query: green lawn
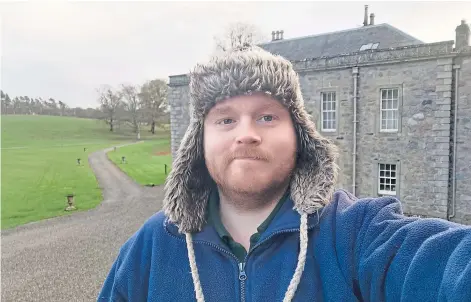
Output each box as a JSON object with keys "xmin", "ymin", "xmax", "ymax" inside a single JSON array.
[
  {"xmin": 1, "ymin": 115, "xmax": 170, "ymax": 230},
  {"xmin": 107, "ymin": 139, "xmax": 172, "ymax": 186}
]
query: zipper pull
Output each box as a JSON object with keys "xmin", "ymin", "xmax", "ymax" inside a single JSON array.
[{"xmin": 238, "ymin": 262, "xmax": 247, "ymax": 281}]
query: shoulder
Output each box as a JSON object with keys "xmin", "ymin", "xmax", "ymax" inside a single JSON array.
[
  {"xmin": 321, "ymin": 189, "xmax": 454, "ymax": 234},
  {"xmin": 324, "ymin": 189, "xmax": 468, "ymax": 240},
  {"xmin": 324, "ymin": 189, "xmax": 404, "ymax": 223},
  {"xmin": 139, "ymin": 210, "xmax": 169, "ymax": 236},
  {"xmin": 117, "ymin": 210, "xmax": 171, "ymax": 260},
  {"xmin": 98, "ymin": 211, "xmax": 172, "ymax": 300}
]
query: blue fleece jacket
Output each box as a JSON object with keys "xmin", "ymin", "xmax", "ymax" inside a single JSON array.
[{"xmin": 98, "ymin": 190, "xmax": 471, "ymax": 301}]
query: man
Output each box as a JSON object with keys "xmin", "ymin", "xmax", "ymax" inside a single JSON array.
[{"xmin": 98, "ymin": 46, "xmax": 471, "ymax": 301}]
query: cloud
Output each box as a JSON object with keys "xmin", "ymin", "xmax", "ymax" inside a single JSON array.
[{"xmin": 1, "ymin": 1, "xmax": 469, "ymax": 108}]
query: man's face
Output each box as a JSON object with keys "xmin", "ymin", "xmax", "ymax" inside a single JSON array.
[{"xmin": 203, "ymin": 93, "xmax": 297, "ymax": 199}]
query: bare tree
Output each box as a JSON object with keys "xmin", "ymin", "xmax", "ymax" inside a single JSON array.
[
  {"xmin": 97, "ymin": 85, "xmax": 123, "ymax": 132},
  {"xmin": 25, "ymin": 97, "xmax": 35, "ymax": 115},
  {"xmin": 58, "ymin": 100, "xmax": 68, "ymax": 116},
  {"xmin": 213, "ymin": 22, "xmax": 266, "ymax": 53},
  {"xmin": 46, "ymin": 98, "xmax": 58, "ymax": 115},
  {"xmin": 120, "ymin": 83, "xmax": 142, "ymax": 138},
  {"xmin": 139, "ymin": 79, "xmax": 168, "ymax": 134},
  {"xmin": 12, "ymin": 97, "xmax": 21, "ymax": 115}
]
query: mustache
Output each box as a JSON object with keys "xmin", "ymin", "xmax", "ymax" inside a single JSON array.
[{"xmin": 228, "ymin": 148, "xmax": 270, "ymax": 161}]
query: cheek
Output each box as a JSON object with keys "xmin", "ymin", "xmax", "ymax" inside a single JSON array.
[
  {"xmin": 275, "ymin": 141, "xmax": 296, "ymax": 164},
  {"xmin": 270, "ymin": 127, "xmax": 297, "ymax": 159},
  {"xmin": 204, "ymin": 130, "xmax": 231, "ymax": 167}
]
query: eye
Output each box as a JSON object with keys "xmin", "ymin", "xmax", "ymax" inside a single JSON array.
[
  {"xmin": 258, "ymin": 115, "xmax": 276, "ymax": 122},
  {"xmin": 217, "ymin": 118, "xmax": 235, "ymax": 125}
]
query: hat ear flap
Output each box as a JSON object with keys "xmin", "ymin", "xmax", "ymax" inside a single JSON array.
[
  {"xmin": 290, "ymin": 107, "xmax": 339, "ymax": 214},
  {"xmin": 163, "ymin": 119, "xmax": 214, "ymax": 233}
]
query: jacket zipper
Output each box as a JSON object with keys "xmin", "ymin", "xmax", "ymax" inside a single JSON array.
[
  {"xmin": 238, "ymin": 262, "xmax": 247, "ymax": 302},
  {"xmin": 237, "ymin": 225, "xmax": 318, "ymax": 301},
  {"xmin": 181, "ymin": 223, "xmax": 317, "ymax": 301},
  {"xmin": 194, "ymin": 241, "xmax": 247, "ymax": 301}
]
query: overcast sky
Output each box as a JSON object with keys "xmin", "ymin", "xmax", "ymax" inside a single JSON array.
[{"xmin": 1, "ymin": 1, "xmax": 469, "ymax": 108}]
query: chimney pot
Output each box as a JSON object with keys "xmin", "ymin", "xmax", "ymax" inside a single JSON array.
[
  {"xmin": 280, "ymin": 30, "xmax": 284, "ymax": 40},
  {"xmin": 370, "ymin": 13, "xmax": 375, "ymax": 25},
  {"xmin": 272, "ymin": 31, "xmax": 276, "ymax": 41},
  {"xmin": 363, "ymin": 5, "xmax": 369, "ymax": 26},
  {"xmin": 455, "ymin": 19, "xmax": 470, "ymax": 50}
]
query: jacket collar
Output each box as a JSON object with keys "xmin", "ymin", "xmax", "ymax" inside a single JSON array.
[{"xmin": 164, "ymin": 197, "xmax": 323, "ymax": 248}]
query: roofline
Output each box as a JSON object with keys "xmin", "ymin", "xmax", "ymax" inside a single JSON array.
[
  {"xmin": 291, "ymin": 40, "xmax": 454, "ymax": 63},
  {"xmin": 258, "ymin": 23, "xmax": 423, "ymax": 46},
  {"xmin": 169, "ymin": 73, "xmax": 189, "ymax": 78},
  {"xmin": 168, "ymin": 40, "xmax": 456, "ymax": 79},
  {"xmin": 382, "ymin": 23, "xmax": 423, "ymax": 44}
]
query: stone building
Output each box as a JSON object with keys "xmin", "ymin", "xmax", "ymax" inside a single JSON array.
[{"xmin": 167, "ymin": 8, "xmax": 471, "ymax": 225}]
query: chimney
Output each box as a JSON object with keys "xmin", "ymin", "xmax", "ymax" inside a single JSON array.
[
  {"xmin": 370, "ymin": 13, "xmax": 375, "ymax": 25},
  {"xmin": 363, "ymin": 5, "xmax": 369, "ymax": 26},
  {"xmin": 455, "ymin": 19, "xmax": 470, "ymax": 50},
  {"xmin": 271, "ymin": 30, "xmax": 285, "ymax": 41}
]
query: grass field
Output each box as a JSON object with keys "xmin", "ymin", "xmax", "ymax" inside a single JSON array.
[
  {"xmin": 107, "ymin": 139, "xmax": 172, "ymax": 186},
  {"xmin": 1, "ymin": 115, "xmax": 170, "ymax": 230}
]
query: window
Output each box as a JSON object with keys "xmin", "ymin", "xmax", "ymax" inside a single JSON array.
[
  {"xmin": 378, "ymin": 164, "xmax": 397, "ymax": 195},
  {"xmin": 321, "ymin": 92, "xmax": 336, "ymax": 132},
  {"xmin": 360, "ymin": 43, "xmax": 371, "ymax": 51},
  {"xmin": 359, "ymin": 42, "xmax": 380, "ymax": 51},
  {"xmin": 380, "ymin": 88, "xmax": 399, "ymax": 132}
]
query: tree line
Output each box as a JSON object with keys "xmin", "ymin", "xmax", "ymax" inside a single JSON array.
[
  {"xmin": 0, "ymin": 77, "xmax": 170, "ymax": 136},
  {"xmin": 0, "ymin": 91, "xmax": 94, "ymax": 118}
]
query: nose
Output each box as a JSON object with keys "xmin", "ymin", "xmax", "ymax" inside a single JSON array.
[{"xmin": 235, "ymin": 119, "xmax": 261, "ymax": 145}]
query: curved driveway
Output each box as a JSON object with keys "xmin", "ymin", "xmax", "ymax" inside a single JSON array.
[{"xmin": 1, "ymin": 145, "xmax": 164, "ymax": 302}]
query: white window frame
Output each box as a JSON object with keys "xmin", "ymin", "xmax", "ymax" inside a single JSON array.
[
  {"xmin": 320, "ymin": 91, "xmax": 337, "ymax": 132},
  {"xmin": 378, "ymin": 163, "xmax": 397, "ymax": 196},
  {"xmin": 360, "ymin": 42, "xmax": 380, "ymax": 51},
  {"xmin": 380, "ymin": 88, "xmax": 400, "ymax": 132}
]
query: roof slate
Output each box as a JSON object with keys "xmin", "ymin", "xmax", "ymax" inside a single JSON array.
[{"xmin": 258, "ymin": 23, "xmax": 423, "ymax": 61}]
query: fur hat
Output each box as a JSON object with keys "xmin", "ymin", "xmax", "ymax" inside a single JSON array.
[{"xmin": 163, "ymin": 45, "xmax": 339, "ymax": 234}]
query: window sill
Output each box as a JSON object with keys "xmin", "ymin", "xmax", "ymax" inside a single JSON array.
[{"xmin": 378, "ymin": 192, "xmax": 397, "ymax": 196}]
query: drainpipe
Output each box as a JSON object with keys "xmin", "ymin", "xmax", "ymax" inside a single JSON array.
[
  {"xmin": 352, "ymin": 67, "xmax": 359, "ymax": 196},
  {"xmin": 449, "ymin": 64, "xmax": 460, "ymax": 219}
]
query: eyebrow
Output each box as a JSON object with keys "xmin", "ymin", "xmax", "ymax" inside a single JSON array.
[
  {"xmin": 211, "ymin": 106, "xmax": 233, "ymax": 115},
  {"xmin": 256, "ymin": 102, "xmax": 285, "ymax": 112}
]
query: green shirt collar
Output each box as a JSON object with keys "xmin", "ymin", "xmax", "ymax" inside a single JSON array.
[{"xmin": 207, "ymin": 188, "xmax": 290, "ymax": 261}]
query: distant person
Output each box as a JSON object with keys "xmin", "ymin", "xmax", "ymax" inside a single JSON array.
[{"xmin": 98, "ymin": 46, "xmax": 471, "ymax": 301}]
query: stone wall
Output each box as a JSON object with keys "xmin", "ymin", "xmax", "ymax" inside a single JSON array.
[
  {"xmin": 297, "ymin": 57, "xmax": 454, "ymax": 219},
  {"xmin": 453, "ymin": 53, "xmax": 471, "ymax": 224},
  {"xmin": 168, "ymin": 74, "xmax": 190, "ymax": 157},
  {"xmin": 354, "ymin": 58, "xmax": 452, "ymax": 219},
  {"xmin": 297, "ymin": 69, "xmax": 355, "ymax": 192}
]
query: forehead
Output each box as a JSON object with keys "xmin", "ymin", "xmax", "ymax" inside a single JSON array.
[{"xmin": 208, "ymin": 93, "xmax": 286, "ymax": 115}]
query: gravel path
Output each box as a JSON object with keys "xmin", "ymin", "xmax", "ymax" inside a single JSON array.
[{"xmin": 1, "ymin": 144, "xmax": 165, "ymax": 302}]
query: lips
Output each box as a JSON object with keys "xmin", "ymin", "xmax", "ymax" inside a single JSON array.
[{"xmin": 233, "ymin": 156, "xmax": 267, "ymax": 163}]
